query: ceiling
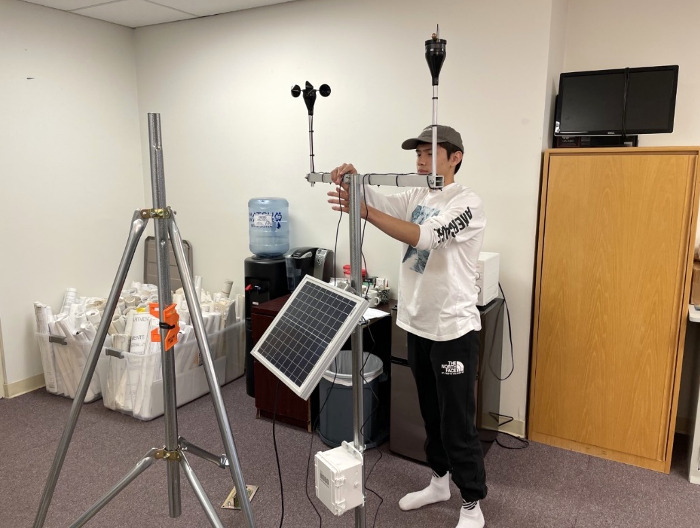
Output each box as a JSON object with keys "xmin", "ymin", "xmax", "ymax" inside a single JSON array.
[{"xmin": 20, "ymin": 0, "xmax": 300, "ymax": 28}]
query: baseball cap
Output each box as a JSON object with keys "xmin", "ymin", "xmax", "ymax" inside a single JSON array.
[{"xmin": 401, "ymin": 125, "xmax": 464, "ymax": 152}]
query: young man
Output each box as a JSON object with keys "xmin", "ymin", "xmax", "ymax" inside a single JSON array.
[{"xmin": 328, "ymin": 125, "xmax": 487, "ymax": 528}]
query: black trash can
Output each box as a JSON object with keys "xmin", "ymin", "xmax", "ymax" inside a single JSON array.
[{"xmin": 318, "ymin": 350, "xmax": 388, "ymax": 449}]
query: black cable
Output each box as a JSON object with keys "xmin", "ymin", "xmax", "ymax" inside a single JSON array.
[
  {"xmin": 485, "ymin": 288, "xmax": 511, "ymax": 382},
  {"xmin": 489, "ymin": 282, "xmax": 514, "ymax": 381},
  {"xmin": 361, "ymin": 174, "xmax": 370, "ymax": 280},
  {"xmin": 304, "ymin": 356, "xmax": 340, "ymax": 528},
  {"xmin": 273, "ymin": 380, "xmax": 284, "ymax": 528},
  {"xmin": 356, "ymin": 325, "xmax": 385, "ymax": 528},
  {"xmin": 358, "ymin": 326, "xmax": 379, "ymax": 439},
  {"xmin": 306, "ymin": 191, "xmax": 344, "ymax": 527},
  {"xmin": 365, "ymin": 449, "xmax": 384, "ymax": 528},
  {"xmin": 485, "ymin": 298, "xmax": 506, "ymax": 381},
  {"xmin": 622, "ymin": 68, "xmax": 629, "ymax": 142},
  {"xmin": 332, "ymin": 182, "xmax": 343, "ymax": 283},
  {"xmin": 488, "ymin": 412, "xmax": 529, "ymax": 450},
  {"xmin": 477, "ymin": 284, "xmax": 526, "ymax": 449},
  {"xmin": 309, "ymin": 178, "xmax": 383, "ymax": 525}
]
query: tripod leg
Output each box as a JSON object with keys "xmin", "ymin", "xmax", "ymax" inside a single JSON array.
[
  {"xmin": 69, "ymin": 448, "xmax": 159, "ymax": 528},
  {"xmin": 168, "ymin": 217, "xmax": 256, "ymax": 528},
  {"xmin": 180, "ymin": 452, "xmax": 225, "ymax": 528},
  {"xmin": 34, "ymin": 210, "xmax": 149, "ymax": 528}
]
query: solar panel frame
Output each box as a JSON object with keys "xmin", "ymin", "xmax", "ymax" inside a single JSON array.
[{"xmin": 251, "ymin": 274, "xmax": 369, "ymax": 400}]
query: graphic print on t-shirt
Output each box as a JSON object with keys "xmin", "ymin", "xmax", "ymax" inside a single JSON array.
[{"xmin": 403, "ymin": 205, "xmax": 440, "ymax": 274}]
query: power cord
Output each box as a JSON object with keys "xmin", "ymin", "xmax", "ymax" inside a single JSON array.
[
  {"xmin": 361, "ymin": 174, "xmax": 370, "ymax": 279},
  {"xmin": 357, "ymin": 325, "xmax": 385, "ymax": 528},
  {"xmin": 304, "ymin": 358, "xmax": 340, "ymax": 528},
  {"xmin": 332, "ymin": 187, "xmax": 343, "ymax": 281},
  {"xmin": 622, "ymin": 67, "xmax": 630, "ymax": 142},
  {"xmin": 365, "ymin": 449, "xmax": 384, "ymax": 528},
  {"xmin": 273, "ymin": 380, "xmax": 284, "ymax": 528},
  {"xmin": 317, "ymin": 171, "xmax": 383, "ymax": 526},
  {"xmin": 489, "ymin": 412, "xmax": 529, "ymax": 450},
  {"xmin": 479, "ymin": 283, "xmax": 528, "ymax": 450},
  {"xmin": 486, "ymin": 282, "xmax": 514, "ymax": 381}
]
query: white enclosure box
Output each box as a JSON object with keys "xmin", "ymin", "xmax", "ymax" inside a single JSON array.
[
  {"xmin": 315, "ymin": 441, "xmax": 364, "ymax": 516},
  {"xmin": 477, "ymin": 252, "xmax": 500, "ymax": 306}
]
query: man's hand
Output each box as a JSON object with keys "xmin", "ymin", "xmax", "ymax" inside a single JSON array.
[
  {"xmin": 330, "ymin": 163, "xmax": 357, "ymax": 185},
  {"xmin": 327, "ymin": 163, "xmax": 368, "ymax": 217},
  {"xmin": 326, "ymin": 162, "xmax": 419, "ymax": 246}
]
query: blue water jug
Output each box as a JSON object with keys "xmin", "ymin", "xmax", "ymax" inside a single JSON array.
[{"xmin": 248, "ymin": 197, "xmax": 289, "ymax": 257}]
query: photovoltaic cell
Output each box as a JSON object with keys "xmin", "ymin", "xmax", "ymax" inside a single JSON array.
[{"xmin": 251, "ymin": 275, "xmax": 368, "ymax": 400}]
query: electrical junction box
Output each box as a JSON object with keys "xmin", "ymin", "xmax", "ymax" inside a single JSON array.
[
  {"xmin": 315, "ymin": 441, "xmax": 364, "ymax": 516},
  {"xmin": 477, "ymin": 252, "xmax": 500, "ymax": 307}
]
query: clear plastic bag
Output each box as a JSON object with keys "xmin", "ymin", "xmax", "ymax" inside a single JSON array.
[{"xmin": 98, "ymin": 321, "xmax": 245, "ymax": 420}]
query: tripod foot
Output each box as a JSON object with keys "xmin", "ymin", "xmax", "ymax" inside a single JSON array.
[{"xmin": 222, "ymin": 485, "xmax": 259, "ymax": 510}]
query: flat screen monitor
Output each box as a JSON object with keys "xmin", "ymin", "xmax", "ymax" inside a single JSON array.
[{"xmin": 554, "ymin": 65, "xmax": 679, "ymax": 136}]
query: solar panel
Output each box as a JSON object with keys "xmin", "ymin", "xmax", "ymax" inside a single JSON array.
[{"xmin": 251, "ymin": 274, "xmax": 368, "ymax": 400}]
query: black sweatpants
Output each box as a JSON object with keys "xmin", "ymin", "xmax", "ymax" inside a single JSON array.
[{"xmin": 407, "ymin": 330, "xmax": 487, "ymax": 502}]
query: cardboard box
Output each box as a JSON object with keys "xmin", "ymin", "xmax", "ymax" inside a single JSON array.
[{"xmin": 691, "ymin": 261, "xmax": 700, "ymax": 306}]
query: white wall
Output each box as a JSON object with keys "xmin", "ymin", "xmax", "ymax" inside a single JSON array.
[
  {"xmin": 563, "ymin": 0, "xmax": 700, "ymax": 430},
  {"xmin": 542, "ymin": 0, "xmax": 569, "ymax": 151},
  {"xmin": 133, "ymin": 0, "xmax": 556, "ymax": 425},
  {"xmin": 563, "ymin": 0, "xmax": 700, "ymax": 148},
  {"xmin": 0, "ymin": 0, "xmax": 144, "ymax": 390},
  {"xmin": 6, "ymin": 0, "xmax": 694, "ymax": 435}
]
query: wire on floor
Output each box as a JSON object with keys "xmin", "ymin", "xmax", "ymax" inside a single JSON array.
[
  {"xmin": 488, "ymin": 412, "xmax": 529, "ymax": 450},
  {"xmin": 305, "ymin": 361, "xmax": 340, "ymax": 528},
  {"xmin": 365, "ymin": 448, "xmax": 384, "ymax": 528},
  {"xmin": 272, "ymin": 380, "xmax": 284, "ymax": 528},
  {"xmin": 358, "ymin": 325, "xmax": 385, "ymax": 527}
]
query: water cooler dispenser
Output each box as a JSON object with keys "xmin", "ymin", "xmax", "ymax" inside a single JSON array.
[{"xmin": 245, "ymin": 198, "xmax": 290, "ymax": 397}]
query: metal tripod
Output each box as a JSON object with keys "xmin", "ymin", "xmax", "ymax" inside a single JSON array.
[{"xmin": 33, "ymin": 113, "xmax": 255, "ymax": 528}]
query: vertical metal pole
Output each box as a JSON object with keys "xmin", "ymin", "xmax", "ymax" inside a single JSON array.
[
  {"xmin": 168, "ymin": 218, "xmax": 256, "ymax": 528},
  {"xmin": 147, "ymin": 113, "xmax": 181, "ymax": 518},
  {"xmin": 348, "ymin": 173, "xmax": 366, "ymax": 528},
  {"xmin": 33, "ymin": 211, "xmax": 149, "ymax": 528},
  {"xmin": 432, "ymin": 85, "xmax": 438, "ymax": 179}
]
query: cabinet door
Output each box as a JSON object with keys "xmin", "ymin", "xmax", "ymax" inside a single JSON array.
[{"xmin": 532, "ymin": 153, "xmax": 696, "ymax": 462}]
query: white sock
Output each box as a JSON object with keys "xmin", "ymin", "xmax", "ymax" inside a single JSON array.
[
  {"xmin": 399, "ymin": 471, "xmax": 451, "ymax": 511},
  {"xmin": 455, "ymin": 501, "xmax": 484, "ymax": 528}
]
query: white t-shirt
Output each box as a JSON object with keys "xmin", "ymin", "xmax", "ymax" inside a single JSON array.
[{"xmin": 364, "ymin": 182, "xmax": 485, "ymax": 341}]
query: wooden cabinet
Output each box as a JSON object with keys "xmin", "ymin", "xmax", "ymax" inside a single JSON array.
[
  {"xmin": 529, "ymin": 147, "xmax": 700, "ymax": 472},
  {"xmin": 251, "ymin": 295, "xmax": 316, "ymax": 431}
]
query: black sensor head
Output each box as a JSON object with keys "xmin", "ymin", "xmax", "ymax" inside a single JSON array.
[
  {"xmin": 425, "ymin": 30, "xmax": 447, "ymax": 86},
  {"xmin": 291, "ymin": 81, "xmax": 331, "ymax": 115}
]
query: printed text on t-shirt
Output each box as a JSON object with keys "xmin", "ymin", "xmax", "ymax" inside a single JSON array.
[{"xmin": 433, "ymin": 208, "xmax": 472, "ymax": 244}]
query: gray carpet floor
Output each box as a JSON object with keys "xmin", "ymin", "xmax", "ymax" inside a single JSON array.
[{"xmin": 2, "ymin": 377, "xmax": 700, "ymax": 528}]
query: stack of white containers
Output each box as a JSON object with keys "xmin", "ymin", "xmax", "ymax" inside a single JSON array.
[{"xmin": 35, "ymin": 279, "xmax": 245, "ymax": 419}]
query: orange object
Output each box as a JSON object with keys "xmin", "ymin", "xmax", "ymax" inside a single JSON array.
[{"xmin": 149, "ymin": 303, "xmax": 180, "ymax": 351}]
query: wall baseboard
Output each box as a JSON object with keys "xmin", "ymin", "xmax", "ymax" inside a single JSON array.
[
  {"xmin": 499, "ymin": 418, "xmax": 526, "ymax": 438},
  {"xmin": 4, "ymin": 373, "xmax": 45, "ymax": 398}
]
